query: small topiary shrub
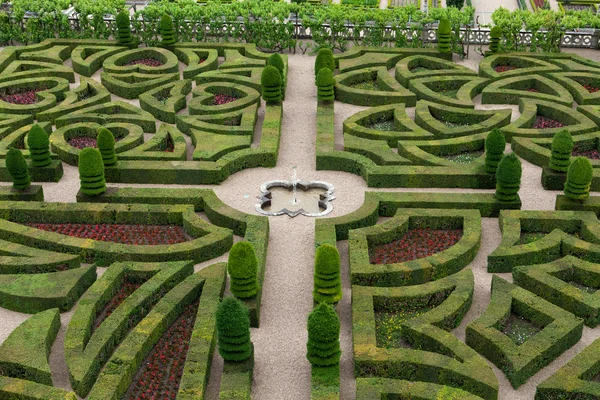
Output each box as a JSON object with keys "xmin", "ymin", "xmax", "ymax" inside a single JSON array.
[
  {"xmin": 315, "ymin": 48, "xmax": 335, "ymax": 80},
  {"xmin": 485, "ymin": 128, "xmax": 506, "ymax": 174},
  {"xmin": 227, "ymin": 241, "xmax": 258, "ymax": 299},
  {"xmin": 27, "ymin": 124, "xmax": 52, "ymax": 168},
  {"xmin": 495, "ymin": 153, "xmax": 522, "ymax": 202},
  {"xmin": 489, "ymin": 26, "xmax": 502, "ymax": 53},
  {"xmin": 116, "ymin": 11, "xmax": 135, "ymax": 47},
  {"xmin": 78, "ymin": 147, "xmax": 106, "ymax": 196},
  {"xmin": 268, "ymin": 53, "xmax": 284, "ymax": 76},
  {"xmin": 307, "ymin": 303, "xmax": 341, "ymax": 367},
  {"xmin": 6, "ymin": 148, "xmax": 30, "ymax": 190},
  {"xmin": 216, "ymin": 297, "xmax": 253, "ymax": 362},
  {"xmin": 261, "ymin": 65, "xmax": 282, "ymax": 105},
  {"xmin": 96, "ymin": 127, "xmax": 117, "ymax": 166},
  {"xmin": 438, "ymin": 19, "xmax": 452, "ymax": 53},
  {"xmin": 160, "ymin": 14, "xmax": 176, "ymax": 46},
  {"xmin": 313, "ymin": 244, "xmax": 342, "ymax": 304},
  {"xmin": 316, "ymin": 68, "xmax": 334, "ymax": 103},
  {"xmin": 549, "ymin": 129, "xmax": 574, "ymax": 172},
  {"xmin": 564, "ymin": 156, "xmax": 593, "ymax": 201}
]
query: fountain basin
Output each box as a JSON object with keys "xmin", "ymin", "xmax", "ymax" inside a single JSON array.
[{"xmin": 256, "ymin": 180, "xmax": 335, "ymax": 217}]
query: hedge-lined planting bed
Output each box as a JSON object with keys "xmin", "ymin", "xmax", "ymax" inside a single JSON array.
[
  {"xmin": 117, "ymin": 124, "xmax": 187, "ymax": 161},
  {"xmin": 102, "ymin": 47, "xmax": 180, "ymax": 75},
  {"xmin": 0, "ymin": 77, "xmax": 70, "ymax": 117},
  {"xmin": 394, "ymin": 55, "xmax": 477, "ymax": 87},
  {"xmin": 139, "ymin": 79, "xmax": 192, "ymax": 124},
  {"xmin": 548, "ymin": 71, "xmax": 600, "ymax": 105},
  {"xmin": 408, "ymin": 75, "xmax": 488, "ymax": 109},
  {"xmin": 478, "ymin": 54, "xmax": 563, "ymax": 80},
  {"xmin": 55, "ymin": 101, "xmax": 157, "ymax": 133},
  {"xmin": 334, "ymin": 47, "xmax": 452, "ymax": 73},
  {"xmin": 481, "ymin": 74, "xmax": 574, "ymax": 107},
  {"xmin": 334, "ymin": 67, "xmax": 416, "ymax": 107},
  {"xmin": 466, "ymin": 276, "xmax": 584, "ymax": 389},
  {"xmin": 100, "ymin": 71, "xmax": 179, "ymax": 100}
]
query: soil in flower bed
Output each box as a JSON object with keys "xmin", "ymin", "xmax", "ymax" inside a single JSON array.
[
  {"xmin": 494, "ymin": 65, "xmax": 519, "ymax": 73},
  {"xmin": 441, "ymin": 150, "xmax": 484, "ymax": 164},
  {"xmin": 526, "ymin": 88, "xmax": 540, "ymax": 93},
  {"xmin": 569, "ymin": 281, "xmax": 598, "ymax": 294},
  {"xmin": 573, "ymin": 144, "xmax": 600, "ymax": 159},
  {"xmin": 375, "ymin": 306, "xmax": 434, "ymax": 348},
  {"xmin": 584, "ymin": 84, "xmax": 600, "ymax": 93},
  {"xmin": 154, "ymin": 88, "xmax": 171, "ymax": 104},
  {"xmin": 502, "ymin": 314, "xmax": 541, "ymax": 346},
  {"xmin": 368, "ymin": 120, "xmax": 395, "ymax": 131},
  {"xmin": 164, "ymin": 135, "xmax": 174, "ymax": 152},
  {"xmin": 125, "ymin": 58, "xmax": 164, "ymax": 67},
  {"xmin": 93, "ymin": 277, "xmax": 143, "ymax": 331},
  {"xmin": 77, "ymin": 87, "xmax": 95, "ymax": 101},
  {"xmin": 68, "ymin": 135, "xmax": 122, "ymax": 149},
  {"xmin": 25, "ymin": 223, "xmax": 189, "ymax": 245},
  {"xmin": 0, "ymin": 87, "xmax": 44, "ymax": 104},
  {"xmin": 350, "ymin": 80, "xmax": 379, "ymax": 91},
  {"xmin": 520, "ymin": 231, "xmax": 582, "ymax": 245},
  {"xmin": 533, "ymin": 115, "xmax": 565, "ymax": 129},
  {"xmin": 369, "ymin": 228, "xmax": 463, "ymax": 264},
  {"xmin": 213, "ymin": 93, "xmax": 239, "ymax": 105},
  {"xmin": 123, "ymin": 298, "xmax": 199, "ymax": 400}
]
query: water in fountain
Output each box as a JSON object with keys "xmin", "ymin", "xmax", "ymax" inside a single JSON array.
[{"xmin": 291, "ymin": 166, "xmax": 299, "ymax": 205}]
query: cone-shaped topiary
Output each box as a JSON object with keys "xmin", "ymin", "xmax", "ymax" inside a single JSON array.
[
  {"xmin": 485, "ymin": 128, "xmax": 506, "ymax": 174},
  {"xmin": 116, "ymin": 11, "xmax": 135, "ymax": 46},
  {"xmin": 27, "ymin": 124, "xmax": 52, "ymax": 168},
  {"xmin": 261, "ymin": 65, "xmax": 282, "ymax": 105},
  {"xmin": 564, "ymin": 156, "xmax": 593, "ymax": 201},
  {"xmin": 160, "ymin": 14, "xmax": 176, "ymax": 46},
  {"xmin": 313, "ymin": 244, "xmax": 342, "ymax": 303},
  {"xmin": 317, "ymin": 68, "xmax": 334, "ymax": 103},
  {"xmin": 96, "ymin": 127, "xmax": 117, "ymax": 166},
  {"xmin": 489, "ymin": 26, "xmax": 502, "ymax": 53},
  {"xmin": 315, "ymin": 48, "xmax": 335, "ymax": 80},
  {"xmin": 549, "ymin": 129, "xmax": 574, "ymax": 172},
  {"xmin": 495, "ymin": 153, "xmax": 522, "ymax": 202},
  {"xmin": 438, "ymin": 18, "xmax": 452, "ymax": 53},
  {"xmin": 6, "ymin": 148, "xmax": 30, "ymax": 190},
  {"xmin": 78, "ymin": 147, "xmax": 106, "ymax": 196},
  {"xmin": 268, "ymin": 53, "xmax": 285, "ymax": 96},
  {"xmin": 307, "ymin": 303, "xmax": 341, "ymax": 367},
  {"xmin": 216, "ymin": 297, "xmax": 253, "ymax": 362},
  {"xmin": 227, "ymin": 241, "xmax": 258, "ymax": 299}
]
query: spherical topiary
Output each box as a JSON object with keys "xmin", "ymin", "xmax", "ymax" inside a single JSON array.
[
  {"xmin": 549, "ymin": 129, "xmax": 574, "ymax": 172},
  {"xmin": 160, "ymin": 14, "xmax": 176, "ymax": 46},
  {"xmin": 96, "ymin": 127, "xmax": 117, "ymax": 167},
  {"xmin": 489, "ymin": 26, "xmax": 502, "ymax": 53},
  {"xmin": 27, "ymin": 124, "xmax": 52, "ymax": 168},
  {"xmin": 261, "ymin": 65, "xmax": 282, "ymax": 105},
  {"xmin": 116, "ymin": 11, "xmax": 134, "ymax": 47},
  {"xmin": 314, "ymin": 48, "xmax": 335, "ymax": 80},
  {"xmin": 78, "ymin": 147, "xmax": 106, "ymax": 196},
  {"xmin": 495, "ymin": 153, "xmax": 522, "ymax": 202},
  {"xmin": 316, "ymin": 68, "xmax": 334, "ymax": 103},
  {"xmin": 564, "ymin": 157, "xmax": 593, "ymax": 201},
  {"xmin": 216, "ymin": 297, "xmax": 253, "ymax": 362},
  {"xmin": 227, "ymin": 241, "xmax": 258, "ymax": 299},
  {"xmin": 437, "ymin": 18, "xmax": 452, "ymax": 54},
  {"xmin": 314, "ymin": 244, "xmax": 342, "ymax": 304},
  {"xmin": 6, "ymin": 148, "xmax": 30, "ymax": 190},
  {"xmin": 307, "ymin": 303, "xmax": 341, "ymax": 367},
  {"xmin": 484, "ymin": 128, "xmax": 506, "ymax": 174},
  {"xmin": 268, "ymin": 53, "xmax": 285, "ymax": 96}
]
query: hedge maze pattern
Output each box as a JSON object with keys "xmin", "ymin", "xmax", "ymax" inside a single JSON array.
[
  {"xmin": 0, "ymin": 39, "xmax": 287, "ymax": 185},
  {"xmin": 318, "ymin": 48, "xmax": 600, "ymax": 189}
]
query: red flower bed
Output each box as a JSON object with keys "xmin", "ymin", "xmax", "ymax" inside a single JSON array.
[
  {"xmin": 573, "ymin": 144, "xmax": 600, "ymax": 160},
  {"xmin": 93, "ymin": 278, "xmax": 143, "ymax": 330},
  {"xmin": 527, "ymin": 88, "xmax": 540, "ymax": 93},
  {"xmin": 124, "ymin": 299, "xmax": 199, "ymax": 400},
  {"xmin": 533, "ymin": 115, "xmax": 564, "ymax": 129},
  {"xmin": 369, "ymin": 228, "xmax": 463, "ymax": 264},
  {"xmin": 494, "ymin": 65, "xmax": 519, "ymax": 73},
  {"xmin": 125, "ymin": 58, "xmax": 164, "ymax": 67},
  {"xmin": 0, "ymin": 87, "xmax": 44, "ymax": 104},
  {"xmin": 68, "ymin": 136, "xmax": 97, "ymax": 149},
  {"xmin": 213, "ymin": 93, "xmax": 239, "ymax": 105},
  {"xmin": 25, "ymin": 223, "xmax": 189, "ymax": 245},
  {"xmin": 584, "ymin": 84, "xmax": 600, "ymax": 94}
]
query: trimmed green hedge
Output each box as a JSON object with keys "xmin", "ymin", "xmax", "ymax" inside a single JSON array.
[
  {"xmin": 408, "ymin": 75, "xmax": 488, "ymax": 109},
  {"xmin": 0, "ymin": 77, "xmax": 69, "ymax": 118},
  {"xmin": 481, "ymin": 74, "xmax": 574, "ymax": 107},
  {"xmin": 118, "ymin": 124, "xmax": 187, "ymax": 161},
  {"xmin": 71, "ymin": 45, "xmax": 126, "ymax": 77},
  {"xmin": 479, "ymin": 54, "xmax": 563, "ymax": 80},
  {"xmin": 139, "ymin": 79, "xmax": 192, "ymax": 124},
  {"xmin": 356, "ymin": 378, "xmax": 486, "ymax": 399},
  {"xmin": 100, "ymin": 71, "xmax": 179, "ymax": 99},
  {"xmin": 395, "ymin": 54, "xmax": 476, "ymax": 87},
  {"xmin": 0, "ymin": 376, "xmax": 77, "ymax": 399},
  {"xmin": 102, "ymin": 47, "xmax": 179, "ymax": 75},
  {"xmin": 55, "ymin": 101, "xmax": 157, "ymax": 133},
  {"xmin": 334, "ymin": 67, "xmax": 416, "ymax": 107},
  {"xmin": 548, "ymin": 71, "xmax": 600, "ymax": 105}
]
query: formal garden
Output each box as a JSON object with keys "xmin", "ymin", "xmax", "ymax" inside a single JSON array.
[{"xmin": 3, "ymin": 0, "xmax": 600, "ymax": 399}]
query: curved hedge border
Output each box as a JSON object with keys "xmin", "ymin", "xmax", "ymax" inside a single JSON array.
[
  {"xmin": 481, "ymin": 74, "xmax": 574, "ymax": 107},
  {"xmin": 173, "ymin": 47, "xmax": 219, "ymax": 79},
  {"xmin": 0, "ymin": 77, "xmax": 69, "ymax": 117},
  {"xmin": 100, "ymin": 71, "xmax": 179, "ymax": 99},
  {"xmin": 548, "ymin": 71, "xmax": 600, "ymax": 105},
  {"xmin": 334, "ymin": 67, "xmax": 416, "ymax": 107},
  {"xmin": 0, "ymin": 376, "xmax": 77, "ymax": 399},
  {"xmin": 0, "ymin": 122, "xmax": 53, "ymax": 159},
  {"xmin": 0, "ymin": 308, "xmax": 60, "ymax": 385},
  {"xmin": 102, "ymin": 47, "xmax": 179, "ymax": 75},
  {"xmin": 512, "ymin": 132, "xmax": 600, "ymax": 169},
  {"xmin": 348, "ymin": 208, "xmax": 481, "ymax": 286},
  {"xmin": 139, "ymin": 79, "xmax": 192, "ymax": 124},
  {"xmin": 334, "ymin": 47, "xmax": 451, "ymax": 73},
  {"xmin": 19, "ymin": 45, "xmax": 71, "ymax": 65},
  {"xmin": 75, "ymin": 187, "xmax": 269, "ymax": 327},
  {"xmin": 50, "ymin": 122, "xmax": 144, "ymax": 166},
  {"xmin": 188, "ymin": 82, "xmax": 261, "ymax": 116},
  {"xmin": 71, "ymin": 45, "xmax": 126, "ymax": 77},
  {"xmin": 394, "ymin": 55, "xmax": 477, "ymax": 87},
  {"xmin": 352, "ymin": 269, "xmax": 499, "ymax": 399},
  {"xmin": 118, "ymin": 124, "xmax": 187, "ymax": 161},
  {"xmin": 0, "ymin": 237, "xmax": 79, "ymax": 274},
  {"xmin": 65, "ymin": 261, "xmax": 194, "ymax": 397},
  {"xmin": 177, "ymin": 104, "xmax": 258, "ymax": 137},
  {"xmin": 55, "ymin": 101, "xmax": 157, "ymax": 133},
  {"xmin": 195, "ymin": 67, "xmax": 264, "ymax": 94},
  {"xmin": 488, "ymin": 210, "xmax": 600, "ymax": 273},
  {"xmin": 356, "ymin": 378, "xmax": 486, "ymax": 399},
  {"xmin": 466, "ymin": 276, "xmax": 584, "ymax": 389},
  {"xmin": 479, "ymin": 54, "xmax": 563, "ymax": 80},
  {"xmin": 395, "ymin": 133, "xmax": 487, "ymax": 168},
  {"xmin": 408, "ymin": 75, "xmax": 488, "ymax": 109},
  {"xmin": 0, "ymin": 201, "xmax": 233, "ymax": 265}
]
